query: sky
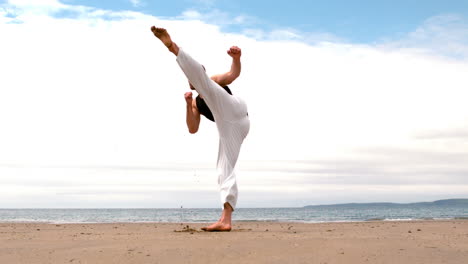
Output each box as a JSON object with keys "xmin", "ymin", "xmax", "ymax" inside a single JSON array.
[{"xmin": 0, "ymin": 0, "xmax": 468, "ymax": 208}]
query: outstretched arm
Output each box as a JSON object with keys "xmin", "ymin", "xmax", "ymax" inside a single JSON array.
[
  {"xmin": 211, "ymin": 46, "xmax": 242, "ymax": 87},
  {"xmin": 184, "ymin": 92, "xmax": 200, "ymax": 134}
]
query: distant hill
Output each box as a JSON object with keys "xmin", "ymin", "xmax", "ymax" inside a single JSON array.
[{"xmin": 304, "ymin": 199, "xmax": 468, "ymax": 208}]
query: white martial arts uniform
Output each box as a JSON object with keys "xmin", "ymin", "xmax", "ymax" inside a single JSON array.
[{"xmin": 176, "ymin": 48, "xmax": 250, "ymax": 210}]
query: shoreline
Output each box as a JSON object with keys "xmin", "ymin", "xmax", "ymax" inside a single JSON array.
[
  {"xmin": 1, "ymin": 220, "xmax": 467, "ymax": 263},
  {"xmin": 0, "ymin": 217, "xmax": 466, "ymax": 224}
]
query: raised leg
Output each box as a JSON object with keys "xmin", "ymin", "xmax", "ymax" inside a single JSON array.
[{"xmin": 151, "ymin": 26, "xmax": 180, "ymax": 56}]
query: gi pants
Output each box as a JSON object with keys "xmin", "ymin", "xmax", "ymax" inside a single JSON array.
[{"xmin": 176, "ymin": 48, "xmax": 250, "ymax": 210}]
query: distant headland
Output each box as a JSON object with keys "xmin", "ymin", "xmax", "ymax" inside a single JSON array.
[{"xmin": 304, "ymin": 199, "xmax": 468, "ymax": 208}]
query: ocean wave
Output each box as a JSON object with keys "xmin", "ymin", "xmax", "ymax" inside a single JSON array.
[
  {"xmin": 365, "ymin": 218, "xmax": 386, "ymax": 221},
  {"xmin": 1, "ymin": 208, "xmax": 466, "ymax": 224}
]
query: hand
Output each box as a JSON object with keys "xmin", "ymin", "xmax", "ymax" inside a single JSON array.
[
  {"xmin": 227, "ymin": 46, "xmax": 241, "ymax": 59},
  {"xmin": 184, "ymin": 92, "xmax": 193, "ymax": 104}
]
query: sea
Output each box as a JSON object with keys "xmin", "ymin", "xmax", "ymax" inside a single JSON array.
[{"xmin": 1, "ymin": 204, "xmax": 467, "ymax": 224}]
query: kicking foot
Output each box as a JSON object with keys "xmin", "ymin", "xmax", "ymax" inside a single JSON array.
[
  {"xmin": 201, "ymin": 222, "xmax": 232, "ymax": 232},
  {"xmin": 151, "ymin": 26, "xmax": 173, "ymax": 48}
]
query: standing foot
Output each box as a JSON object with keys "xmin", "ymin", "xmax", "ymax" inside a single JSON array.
[{"xmin": 201, "ymin": 222, "xmax": 232, "ymax": 232}]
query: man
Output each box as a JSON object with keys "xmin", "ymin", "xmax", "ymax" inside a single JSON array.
[{"xmin": 151, "ymin": 26, "xmax": 250, "ymax": 231}]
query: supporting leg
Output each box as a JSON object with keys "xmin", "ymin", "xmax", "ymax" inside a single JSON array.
[{"xmin": 201, "ymin": 203, "xmax": 233, "ymax": 232}]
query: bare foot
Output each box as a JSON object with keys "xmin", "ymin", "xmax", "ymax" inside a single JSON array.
[
  {"xmin": 201, "ymin": 222, "xmax": 232, "ymax": 232},
  {"xmin": 150, "ymin": 26, "xmax": 173, "ymax": 48}
]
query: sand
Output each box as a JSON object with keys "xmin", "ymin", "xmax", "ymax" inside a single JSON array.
[{"xmin": 1, "ymin": 220, "xmax": 467, "ymax": 263}]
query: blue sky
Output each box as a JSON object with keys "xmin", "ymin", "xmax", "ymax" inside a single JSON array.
[
  {"xmin": 0, "ymin": 0, "xmax": 467, "ymax": 208},
  {"xmin": 54, "ymin": 0, "xmax": 468, "ymax": 43}
]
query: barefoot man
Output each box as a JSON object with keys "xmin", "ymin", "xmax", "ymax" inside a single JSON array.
[{"xmin": 150, "ymin": 26, "xmax": 250, "ymax": 231}]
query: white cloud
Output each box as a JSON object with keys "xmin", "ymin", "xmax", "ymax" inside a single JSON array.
[
  {"xmin": 178, "ymin": 7, "xmax": 342, "ymax": 44},
  {"xmin": 268, "ymin": 28, "xmax": 303, "ymax": 40},
  {"xmin": 180, "ymin": 9, "xmax": 202, "ymax": 19},
  {"xmin": 7, "ymin": 0, "xmax": 65, "ymax": 8},
  {"xmin": 179, "ymin": 8, "xmax": 257, "ymax": 28},
  {"xmin": 242, "ymin": 28, "xmax": 344, "ymax": 43},
  {"xmin": 189, "ymin": 0, "xmax": 217, "ymax": 7},
  {"xmin": 1, "ymin": 1, "xmax": 468, "ymax": 207},
  {"xmin": 381, "ymin": 14, "xmax": 468, "ymax": 59},
  {"xmin": 129, "ymin": 0, "xmax": 142, "ymax": 7},
  {"xmin": 4, "ymin": 0, "xmax": 68, "ymax": 17},
  {"xmin": 414, "ymin": 126, "xmax": 468, "ymax": 140}
]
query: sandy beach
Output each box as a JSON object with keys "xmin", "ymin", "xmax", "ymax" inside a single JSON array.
[{"xmin": 1, "ymin": 220, "xmax": 467, "ymax": 263}]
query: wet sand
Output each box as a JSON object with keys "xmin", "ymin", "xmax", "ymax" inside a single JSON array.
[{"xmin": 1, "ymin": 220, "xmax": 467, "ymax": 263}]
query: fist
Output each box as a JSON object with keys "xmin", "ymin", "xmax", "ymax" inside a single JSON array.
[
  {"xmin": 184, "ymin": 92, "xmax": 193, "ymax": 104},
  {"xmin": 227, "ymin": 46, "xmax": 241, "ymax": 59}
]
